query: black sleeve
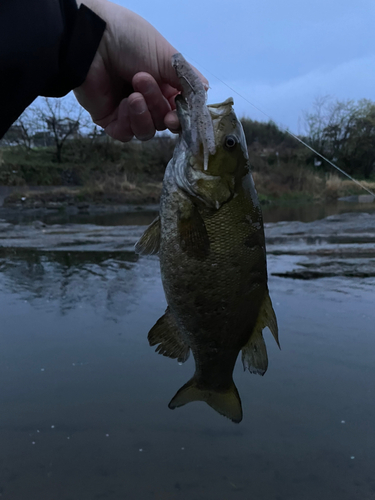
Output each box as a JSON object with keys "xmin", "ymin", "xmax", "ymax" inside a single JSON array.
[{"xmin": 0, "ymin": 0, "xmax": 106, "ymax": 139}]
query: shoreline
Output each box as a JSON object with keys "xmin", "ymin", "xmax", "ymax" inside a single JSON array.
[{"xmin": 0, "ymin": 182, "xmax": 374, "ymax": 221}]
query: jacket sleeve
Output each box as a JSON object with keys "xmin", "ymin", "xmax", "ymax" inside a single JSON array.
[{"xmin": 0, "ymin": 0, "xmax": 106, "ymax": 139}]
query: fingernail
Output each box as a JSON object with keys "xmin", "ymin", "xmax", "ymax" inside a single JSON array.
[
  {"xmin": 130, "ymin": 99, "xmax": 147, "ymax": 114},
  {"xmin": 141, "ymin": 82, "xmax": 153, "ymax": 95}
]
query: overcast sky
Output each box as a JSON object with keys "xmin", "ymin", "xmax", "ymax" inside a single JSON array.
[{"xmin": 116, "ymin": 0, "xmax": 375, "ymax": 133}]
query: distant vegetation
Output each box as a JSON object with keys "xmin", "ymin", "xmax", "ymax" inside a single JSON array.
[{"xmin": 1, "ymin": 94, "xmax": 374, "ymax": 205}]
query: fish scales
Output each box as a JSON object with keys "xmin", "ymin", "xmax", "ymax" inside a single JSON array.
[
  {"xmin": 160, "ymin": 186, "xmax": 267, "ymax": 351},
  {"xmin": 135, "ymin": 53, "xmax": 279, "ymax": 423}
]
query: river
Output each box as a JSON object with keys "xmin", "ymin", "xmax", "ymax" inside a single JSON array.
[{"xmin": 0, "ymin": 201, "xmax": 374, "ymax": 500}]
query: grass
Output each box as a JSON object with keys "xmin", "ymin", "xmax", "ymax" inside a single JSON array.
[
  {"xmin": 1, "ymin": 137, "xmax": 374, "ymax": 206},
  {"xmin": 324, "ymin": 173, "xmax": 375, "ymax": 199},
  {"xmin": 5, "ymin": 179, "xmax": 162, "ymax": 207},
  {"xmin": 249, "ymin": 148, "xmax": 324, "ymax": 201}
]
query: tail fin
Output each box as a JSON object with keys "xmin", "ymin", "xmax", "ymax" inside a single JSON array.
[{"xmin": 168, "ymin": 376, "xmax": 243, "ymax": 423}]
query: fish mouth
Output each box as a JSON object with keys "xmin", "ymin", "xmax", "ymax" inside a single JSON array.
[
  {"xmin": 175, "ymin": 94, "xmax": 194, "ymax": 152},
  {"xmin": 175, "ymin": 94, "xmax": 215, "ymax": 173},
  {"xmin": 172, "ymin": 53, "xmax": 216, "ymax": 170}
]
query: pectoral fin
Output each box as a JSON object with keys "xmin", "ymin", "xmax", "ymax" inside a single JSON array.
[
  {"xmin": 178, "ymin": 204, "xmax": 210, "ymax": 259},
  {"xmin": 135, "ymin": 216, "xmax": 161, "ymax": 255},
  {"xmin": 148, "ymin": 308, "xmax": 190, "ymax": 363},
  {"xmin": 242, "ymin": 291, "xmax": 279, "ymax": 375}
]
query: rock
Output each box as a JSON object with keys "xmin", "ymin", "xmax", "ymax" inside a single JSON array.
[
  {"xmin": 32, "ymin": 221, "xmax": 46, "ymax": 229},
  {"xmin": 338, "ymin": 195, "xmax": 375, "ymax": 203},
  {"xmin": 358, "ymin": 195, "xmax": 375, "ymax": 204},
  {"xmin": 46, "ymin": 202, "xmax": 64, "ymax": 209},
  {"xmin": 77, "ymin": 202, "xmax": 90, "ymax": 210},
  {"xmin": 0, "ymin": 221, "xmax": 13, "ymax": 232}
]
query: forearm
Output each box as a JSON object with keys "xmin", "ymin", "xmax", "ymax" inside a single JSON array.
[{"xmin": 0, "ymin": 0, "xmax": 105, "ymax": 139}]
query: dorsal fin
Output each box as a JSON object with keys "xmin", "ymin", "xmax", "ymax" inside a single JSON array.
[{"xmin": 148, "ymin": 308, "xmax": 190, "ymax": 363}]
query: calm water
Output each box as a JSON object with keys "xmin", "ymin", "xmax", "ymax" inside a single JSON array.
[
  {"xmin": 1, "ymin": 198, "xmax": 375, "ymax": 227},
  {"xmin": 0, "ymin": 205, "xmax": 374, "ymax": 499}
]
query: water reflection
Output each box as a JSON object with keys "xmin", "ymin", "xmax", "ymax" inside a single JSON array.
[
  {"xmin": 0, "ymin": 208, "xmax": 374, "ymax": 499},
  {"xmin": 0, "ymin": 248, "xmax": 158, "ymax": 318},
  {"xmin": 0, "ymin": 207, "xmax": 159, "ymax": 227},
  {"xmin": 262, "ymin": 200, "xmax": 375, "ymax": 223},
  {"xmin": 1, "ymin": 199, "xmax": 375, "ymax": 227}
]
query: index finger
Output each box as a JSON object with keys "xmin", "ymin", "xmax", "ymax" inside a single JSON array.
[{"xmin": 160, "ymin": 83, "xmax": 180, "ymax": 110}]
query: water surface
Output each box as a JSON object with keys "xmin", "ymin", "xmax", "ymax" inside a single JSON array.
[{"xmin": 0, "ymin": 208, "xmax": 374, "ymax": 499}]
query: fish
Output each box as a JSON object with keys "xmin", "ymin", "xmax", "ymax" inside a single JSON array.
[{"xmin": 135, "ymin": 53, "xmax": 279, "ymax": 423}]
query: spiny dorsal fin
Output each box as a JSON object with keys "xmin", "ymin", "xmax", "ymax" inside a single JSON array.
[
  {"xmin": 177, "ymin": 205, "xmax": 210, "ymax": 260},
  {"xmin": 168, "ymin": 376, "xmax": 243, "ymax": 424},
  {"xmin": 135, "ymin": 216, "xmax": 161, "ymax": 255},
  {"xmin": 241, "ymin": 290, "xmax": 280, "ymax": 375},
  {"xmin": 148, "ymin": 308, "xmax": 190, "ymax": 363}
]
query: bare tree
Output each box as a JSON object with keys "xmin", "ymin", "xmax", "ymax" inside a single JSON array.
[
  {"xmin": 303, "ymin": 95, "xmax": 332, "ymax": 152},
  {"xmin": 36, "ymin": 95, "xmax": 88, "ymax": 162},
  {"xmin": 304, "ymin": 97, "xmax": 375, "ymax": 178},
  {"xmin": 1, "ymin": 107, "xmax": 39, "ymax": 149}
]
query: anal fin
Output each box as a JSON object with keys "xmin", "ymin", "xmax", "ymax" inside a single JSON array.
[
  {"xmin": 135, "ymin": 216, "xmax": 160, "ymax": 255},
  {"xmin": 261, "ymin": 291, "xmax": 280, "ymax": 348},
  {"xmin": 242, "ymin": 329, "xmax": 268, "ymax": 375},
  {"xmin": 148, "ymin": 308, "xmax": 190, "ymax": 363},
  {"xmin": 242, "ymin": 290, "xmax": 280, "ymax": 375}
]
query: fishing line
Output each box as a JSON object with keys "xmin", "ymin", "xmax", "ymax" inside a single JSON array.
[{"xmin": 189, "ymin": 58, "xmax": 375, "ymax": 197}]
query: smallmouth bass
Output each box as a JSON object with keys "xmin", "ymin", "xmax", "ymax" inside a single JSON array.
[{"xmin": 136, "ymin": 54, "xmax": 279, "ymax": 423}]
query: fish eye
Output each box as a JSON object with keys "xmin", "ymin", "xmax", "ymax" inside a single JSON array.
[{"xmin": 224, "ymin": 135, "xmax": 237, "ymax": 150}]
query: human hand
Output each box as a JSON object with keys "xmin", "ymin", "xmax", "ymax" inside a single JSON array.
[{"xmin": 74, "ymin": 0, "xmax": 208, "ymax": 141}]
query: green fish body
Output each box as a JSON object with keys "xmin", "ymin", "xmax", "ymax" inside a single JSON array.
[{"xmin": 136, "ymin": 55, "xmax": 278, "ymax": 423}]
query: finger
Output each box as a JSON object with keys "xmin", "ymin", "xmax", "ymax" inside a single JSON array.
[
  {"xmin": 132, "ymin": 73, "xmax": 171, "ymax": 131},
  {"xmin": 164, "ymin": 110, "xmax": 180, "ymax": 134},
  {"xmin": 189, "ymin": 63, "xmax": 209, "ymax": 91},
  {"xmin": 160, "ymin": 83, "xmax": 180, "ymax": 110},
  {"xmin": 162, "ymin": 50, "xmax": 209, "ymax": 92},
  {"xmin": 103, "ymin": 99, "xmax": 134, "ymax": 142},
  {"xmin": 128, "ymin": 93, "xmax": 156, "ymax": 141}
]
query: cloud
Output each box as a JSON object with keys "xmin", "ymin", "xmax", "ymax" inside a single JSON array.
[{"xmin": 206, "ymin": 55, "xmax": 375, "ymax": 133}]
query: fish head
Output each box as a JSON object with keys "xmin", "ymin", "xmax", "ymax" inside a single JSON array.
[
  {"xmin": 176, "ymin": 96, "xmax": 249, "ymax": 209},
  {"xmin": 206, "ymin": 97, "xmax": 249, "ymax": 176}
]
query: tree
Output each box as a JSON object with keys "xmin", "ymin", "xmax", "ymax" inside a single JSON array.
[
  {"xmin": 303, "ymin": 95, "xmax": 332, "ymax": 152},
  {"xmin": 35, "ymin": 95, "xmax": 88, "ymax": 162},
  {"xmin": 240, "ymin": 118, "xmax": 287, "ymax": 147},
  {"xmin": 0, "ymin": 107, "xmax": 39, "ymax": 149},
  {"xmin": 304, "ymin": 97, "xmax": 375, "ymax": 179}
]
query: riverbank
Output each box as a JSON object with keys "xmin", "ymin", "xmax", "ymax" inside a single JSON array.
[
  {"xmin": 2, "ymin": 138, "xmax": 374, "ymax": 209},
  {"xmin": 2, "ymin": 182, "xmax": 162, "ymax": 210},
  {"xmin": 2, "ymin": 174, "xmax": 375, "ymax": 213}
]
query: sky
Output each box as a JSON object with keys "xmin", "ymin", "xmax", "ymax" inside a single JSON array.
[{"xmin": 116, "ymin": 0, "xmax": 375, "ymax": 133}]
